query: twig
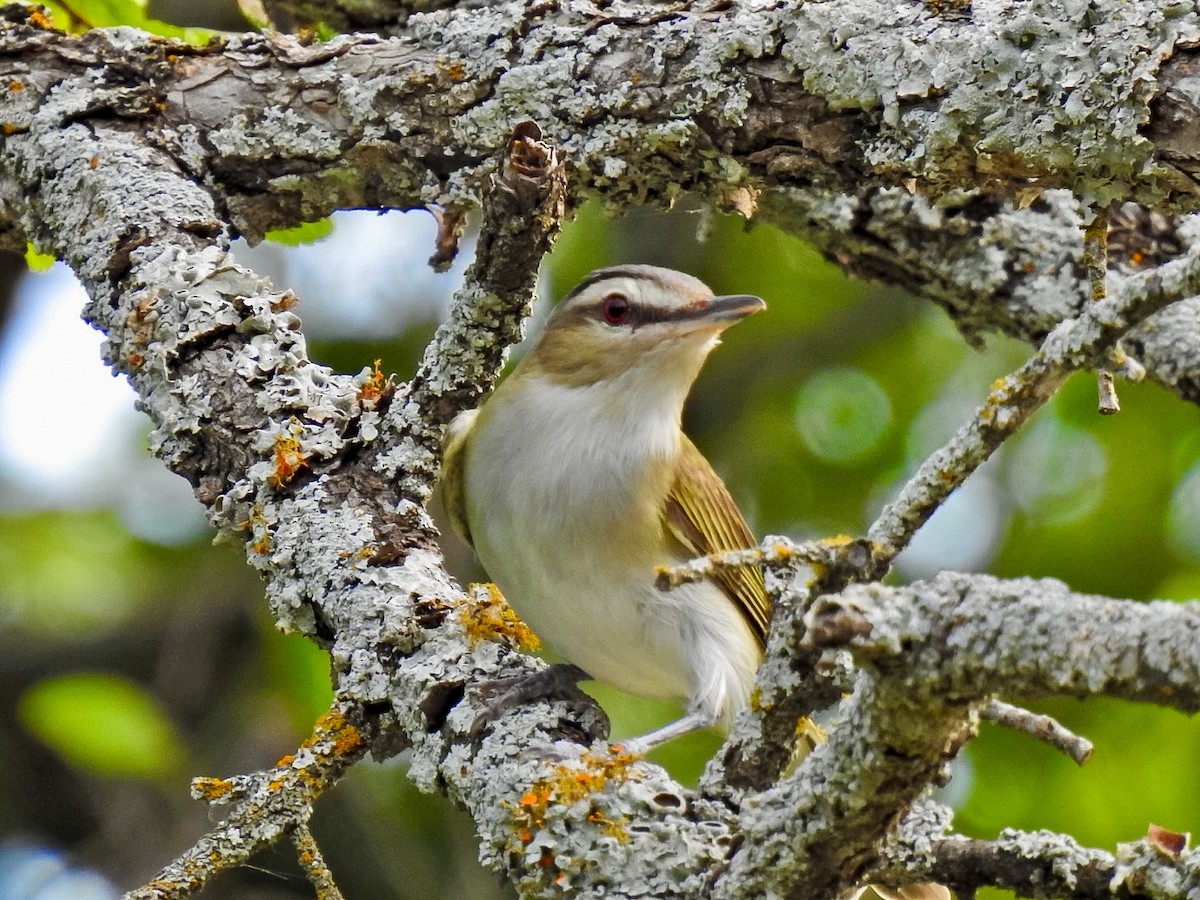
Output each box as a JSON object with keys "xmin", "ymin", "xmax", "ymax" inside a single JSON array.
[
  {"xmin": 1084, "ymin": 209, "xmax": 1122, "ymax": 415},
  {"xmin": 654, "ymin": 537, "xmax": 866, "ymax": 589},
  {"xmin": 867, "ymin": 240, "xmax": 1192, "ymax": 563},
  {"xmin": 930, "ymin": 827, "xmax": 1200, "ymax": 899},
  {"xmin": 982, "ymin": 699, "xmax": 1093, "ymax": 765},
  {"xmin": 381, "ymin": 120, "xmax": 569, "ymax": 504},
  {"xmin": 292, "ymin": 824, "xmax": 346, "ymax": 900},
  {"xmin": 123, "ymin": 703, "xmax": 374, "ymax": 900}
]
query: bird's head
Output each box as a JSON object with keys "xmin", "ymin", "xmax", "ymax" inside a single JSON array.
[{"xmin": 526, "ymin": 265, "xmax": 765, "ymax": 393}]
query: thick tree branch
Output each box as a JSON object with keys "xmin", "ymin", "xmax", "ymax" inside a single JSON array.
[
  {"xmin": 0, "ymin": 28, "xmax": 749, "ymax": 893},
  {"xmin": 717, "ymin": 571, "xmax": 1200, "ymax": 897},
  {"xmin": 261, "ymin": 0, "xmax": 458, "ymax": 33},
  {"xmin": 379, "ymin": 121, "xmax": 568, "ymax": 503},
  {"xmin": 807, "ymin": 573, "xmax": 1200, "ymax": 713},
  {"xmin": 3, "ymin": 3, "xmax": 1200, "ymax": 898},
  {"xmin": 0, "ymin": 4, "xmax": 1197, "ymax": 413}
]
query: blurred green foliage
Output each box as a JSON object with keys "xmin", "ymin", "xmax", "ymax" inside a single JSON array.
[
  {"xmin": 265, "ymin": 218, "xmax": 336, "ymax": 247},
  {"xmin": 18, "ymin": 672, "xmax": 186, "ymax": 782},
  {"xmin": 39, "ymin": 0, "xmax": 220, "ymax": 43}
]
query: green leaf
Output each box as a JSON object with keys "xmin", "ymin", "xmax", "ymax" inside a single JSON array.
[
  {"xmin": 312, "ymin": 22, "xmax": 339, "ymax": 41},
  {"xmin": 49, "ymin": 0, "xmax": 219, "ymax": 44},
  {"xmin": 18, "ymin": 673, "xmax": 186, "ymax": 782},
  {"xmin": 37, "ymin": 1, "xmax": 72, "ymax": 29},
  {"xmin": 237, "ymin": 0, "xmax": 273, "ymax": 30},
  {"xmin": 24, "ymin": 242, "xmax": 56, "ymax": 272},
  {"xmin": 53, "ymin": 0, "xmax": 144, "ymax": 28},
  {"xmin": 265, "ymin": 217, "xmax": 335, "ymax": 246}
]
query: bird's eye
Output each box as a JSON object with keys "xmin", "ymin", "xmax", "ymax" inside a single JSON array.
[{"xmin": 601, "ymin": 293, "xmax": 631, "ymax": 325}]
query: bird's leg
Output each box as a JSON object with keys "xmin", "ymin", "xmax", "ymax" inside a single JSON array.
[{"xmin": 616, "ymin": 710, "xmax": 717, "ymax": 756}]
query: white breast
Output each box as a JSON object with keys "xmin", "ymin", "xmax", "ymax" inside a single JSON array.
[{"xmin": 462, "ymin": 371, "xmax": 761, "ymax": 725}]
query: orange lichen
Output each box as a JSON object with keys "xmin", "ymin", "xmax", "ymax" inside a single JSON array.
[
  {"xmin": 458, "ymin": 583, "xmax": 540, "ymax": 651},
  {"xmin": 89, "ymin": 155, "xmax": 99, "ymax": 169},
  {"xmin": 357, "ymin": 358, "xmax": 390, "ymax": 405},
  {"xmin": 236, "ymin": 506, "xmax": 273, "ymax": 554},
  {"xmin": 268, "ymin": 432, "xmax": 310, "ymax": 487},
  {"xmin": 126, "ymin": 294, "xmax": 158, "ymax": 350},
  {"xmin": 308, "ymin": 708, "xmax": 366, "ymax": 757},
  {"xmin": 271, "ymin": 290, "xmax": 298, "ymax": 311},
  {"xmin": 192, "ymin": 776, "xmax": 235, "ymax": 801},
  {"xmin": 437, "ymin": 59, "xmax": 468, "ymax": 81},
  {"xmin": 27, "ymin": 8, "xmax": 54, "ymax": 29},
  {"xmin": 749, "ymin": 686, "xmax": 767, "ymax": 713},
  {"xmin": 8, "ymin": 81, "xmax": 22, "ymax": 92},
  {"xmin": 507, "ymin": 747, "xmax": 640, "ymax": 852}
]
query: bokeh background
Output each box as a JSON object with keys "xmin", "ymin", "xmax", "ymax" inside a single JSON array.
[{"xmin": 2, "ymin": 3, "xmax": 1200, "ymax": 899}]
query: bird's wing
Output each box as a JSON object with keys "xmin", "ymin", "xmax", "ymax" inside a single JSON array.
[
  {"xmin": 663, "ymin": 435, "xmax": 770, "ymax": 648},
  {"xmin": 441, "ymin": 408, "xmax": 479, "ymax": 549}
]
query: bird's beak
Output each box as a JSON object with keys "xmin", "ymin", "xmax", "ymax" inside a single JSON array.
[{"xmin": 702, "ymin": 294, "xmax": 766, "ymax": 324}]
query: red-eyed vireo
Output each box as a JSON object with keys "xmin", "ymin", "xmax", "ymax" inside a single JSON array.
[
  {"xmin": 443, "ymin": 265, "xmax": 951, "ymax": 899},
  {"xmin": 442, "ymin": 264, "xmax": 768, "ymax": 751}
]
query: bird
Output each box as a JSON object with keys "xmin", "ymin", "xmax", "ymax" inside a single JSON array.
[
  {"xmin": 441, "ymin": 265, "xmax": 952, "ymax": 900},
  {"xmin": 441, "ymin": 264, "xmax": 768, "ymax": 751}
]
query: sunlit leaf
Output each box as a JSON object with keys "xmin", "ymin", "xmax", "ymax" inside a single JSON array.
[
  {"xmin": 18, "ymin": 673, "xmax": 186, "ymax": 781},
  {"xmin": 36, "ymin": 1, "xmax": 71, "ymax": 29},
  {"xmin": 46, "ymin": 0, "xmax": 219, "ymax": 43},
  {"xmin": 236, "ymin": 0, "xmax": 273, "ymax": 30},
  {"xmin": 23, "ymin": 242, "xmax": 56, "ymax": 272},
  {"xmin": 55, "ymin": 0, "xmax": 146, "ymax": 28},
  {"xmin": 265, "ymin": 217, "xmax": 335, "ymax": 246}
]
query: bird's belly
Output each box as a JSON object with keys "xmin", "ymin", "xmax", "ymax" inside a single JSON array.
[
  {"xmin": 461, "ymin": 388, "xmax": 762, "ymax": 721},
  {"xmin": 475, "ymin": 517, "xmax": 759, "ymax": 718},
  {"xmin": 481, "ymin": 538, "xmax": 693, "ymax": 701}
]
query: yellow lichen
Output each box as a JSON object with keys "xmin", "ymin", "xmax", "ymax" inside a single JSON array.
[
  {"xmin": 457, "ymin": 583, "xmax": 540, "ymax": 651},
  {"xmin": 192, "ymin": 776, "xmax": 235, "ymax": 801},
  {"xmin": 357, "ymin": 358, "xmax": 390, "ymax": 406},
  {"xmin": 309, "ymin": 709, "xmax": 366, "ymax": 758},
  {"xmin": 822, "ymin": 534, "xmax": 856, "ymax": 548}
]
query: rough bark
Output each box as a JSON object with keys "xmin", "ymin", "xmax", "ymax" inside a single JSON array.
[{"xmin": 0, "ymin": 1, "xmax": 1198, "ymax": 897}]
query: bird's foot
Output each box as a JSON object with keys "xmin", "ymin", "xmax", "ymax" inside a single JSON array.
[{"xmin": 470, "ymin": 663, "xmax": 606, "ymax": 744}]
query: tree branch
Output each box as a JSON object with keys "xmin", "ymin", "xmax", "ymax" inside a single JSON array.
[
  {"xmin": 3, "ymin": 3, "xmax": 1200, "ymax": 897},
  {"xmin": 1, "ymin": 4, "xmax": 1198, "ymax": 409},
  {"xmin": 931, "ymin": 829, "xmax": 1200, "ymax": 898},
  {"xmin": 981, "ymin": 700, "xmax": 1093, "ymax": 766},
  {"xmin": 126, "ymin": 703, "xmax": 372, "ymax": 900}
]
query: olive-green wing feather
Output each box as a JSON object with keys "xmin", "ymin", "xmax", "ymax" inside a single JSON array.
[
  {"xmin": 663, "ymin": 436, "xmax": 770, "ymax": 648},
  {"xmin": 441, "ymin": 409, "xmax": 479, "ymax": 549}
]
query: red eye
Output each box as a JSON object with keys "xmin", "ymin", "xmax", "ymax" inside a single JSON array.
[{"xmin": 602, "ymin": 294, "xmax": 630, "ymax": 325}]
